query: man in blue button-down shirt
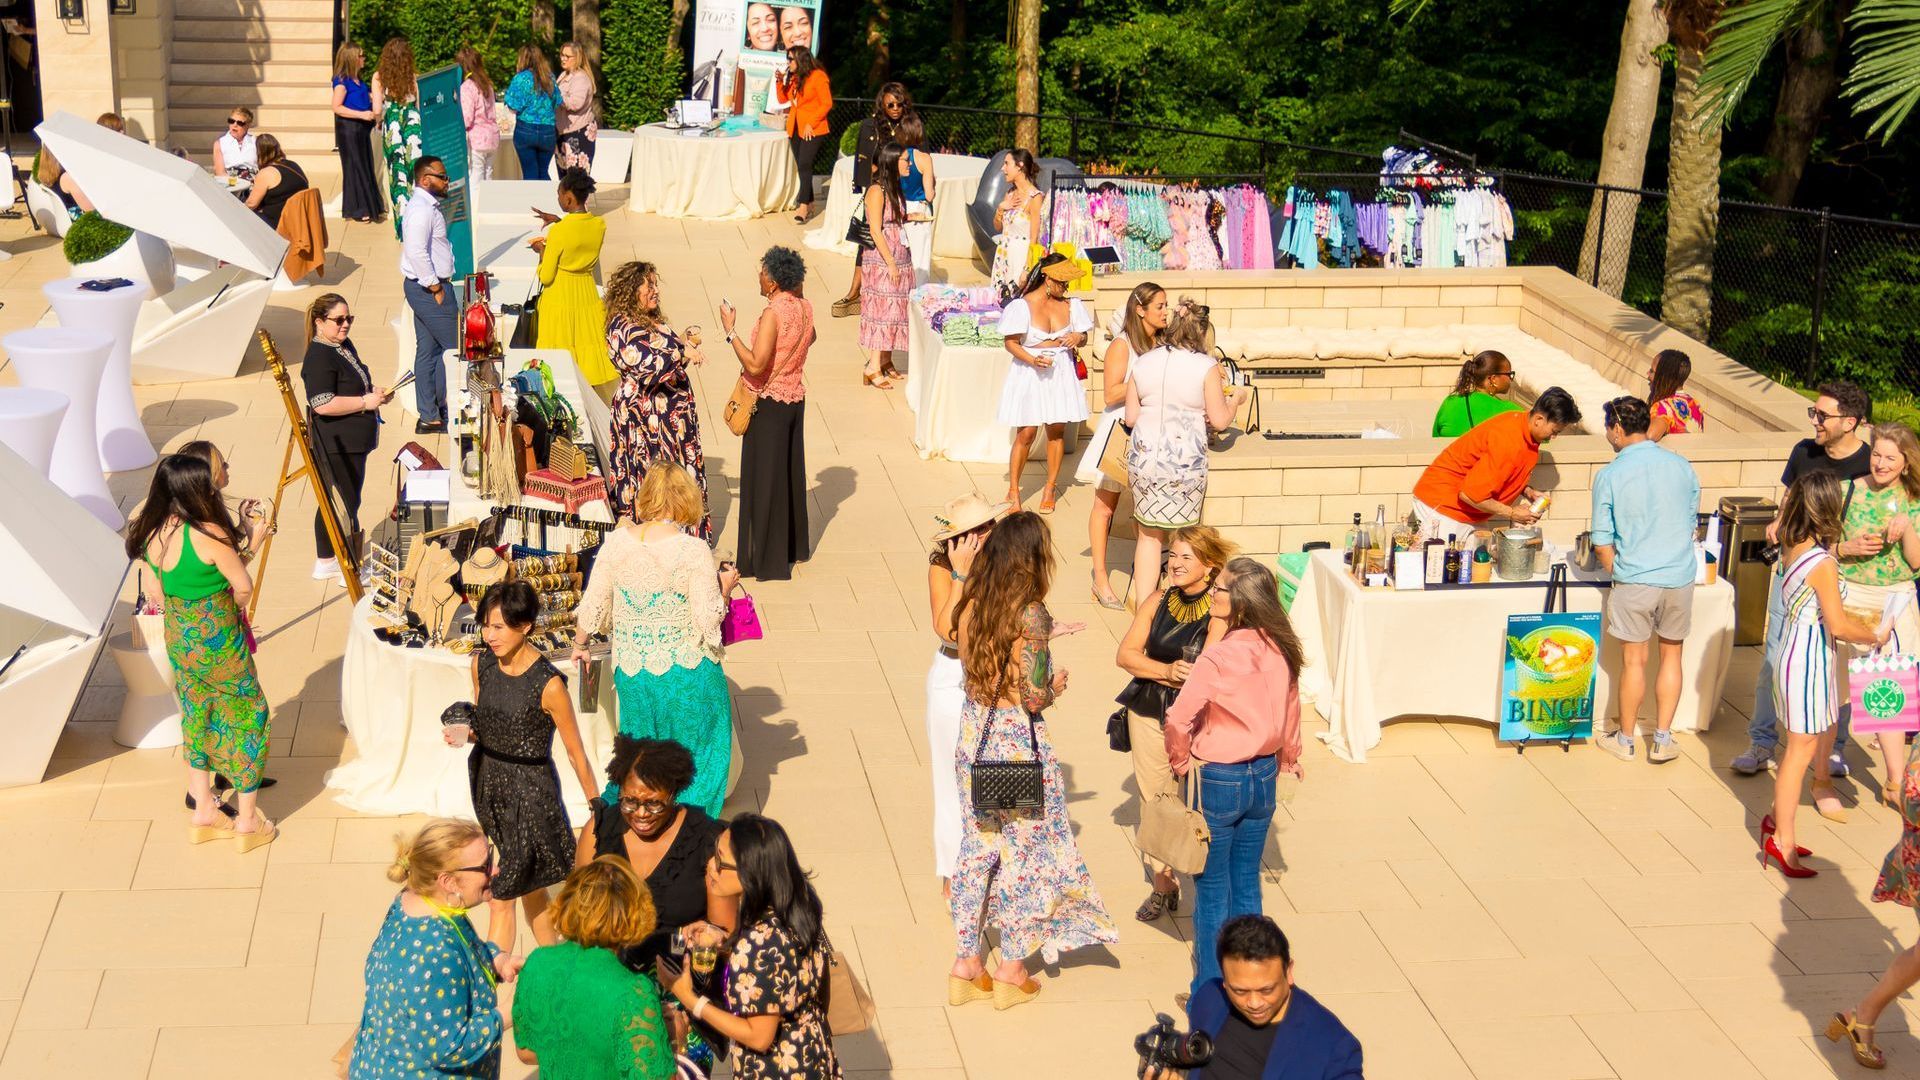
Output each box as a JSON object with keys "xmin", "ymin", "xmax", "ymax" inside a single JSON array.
[{"xmin": 1592, "ymin": 396, "xmax": 1702, "ymax": 764}]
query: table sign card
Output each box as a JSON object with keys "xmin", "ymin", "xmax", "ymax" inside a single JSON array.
[{"xmin": 1497, "ymin": 611, "xmax": 1601, "ymax": 743}]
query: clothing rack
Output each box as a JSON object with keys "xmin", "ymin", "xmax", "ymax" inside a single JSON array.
[
  {"xmin": 1043, "ymin": 172, "xmax": 1275, "ymax": 271},
  {"xmin": 1397, "ymin": 130, "xmax": 1479, "ymax": 172},
  {"xmin": 1277, "ymin": 174, "xmax": 1514, "ymax": 269}
]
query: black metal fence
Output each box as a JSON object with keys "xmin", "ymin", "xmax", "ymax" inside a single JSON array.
[{"xmin": 815, "ymin": 99, "xmax": 1920, "ymax": 408}]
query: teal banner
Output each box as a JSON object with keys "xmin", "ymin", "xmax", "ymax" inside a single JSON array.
[{"xmin": 417, "ymin": 62, "xmax": 474, "ymax": 279}]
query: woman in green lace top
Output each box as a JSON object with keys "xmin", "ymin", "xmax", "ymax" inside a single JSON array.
[
  {"xmin": 513, "ymin": 856, "xmax": 678, "ymax": 1079},
  {"xmin": 1431, "ymin": 350, "xmax": 1523, "ymax": 438}
]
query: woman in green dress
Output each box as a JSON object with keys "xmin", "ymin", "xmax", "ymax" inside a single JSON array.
[
  {"xmin": 125, "ymin": 453, "xmax": 275, "ymax": 850},
  {"xmin": 513, "ymin": 856, "xmax": 679, "ymax": 1079},
  {"xmin": 1430, "ymin": 350, "xmax": 1522, "ymax": 438},
  {"xmin": 372, "ymin": 37, "xmax": 423, "ymax": 240}
]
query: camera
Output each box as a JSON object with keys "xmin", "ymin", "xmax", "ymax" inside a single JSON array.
[{"xmin": 1135, "ymin": 1013, "xmax": 1212, "ymax": 1077}]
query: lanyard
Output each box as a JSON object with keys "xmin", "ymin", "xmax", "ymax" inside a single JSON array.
[{"xmin": 425, "ymin": 897, "xmax": 498, "ymax": 987}]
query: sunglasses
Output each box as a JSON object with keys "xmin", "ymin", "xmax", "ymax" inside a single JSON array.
[
  {"xmin": 324, "ymin": 315, "xmax": 355, "ymax": 326},
  {"xmin": 1492, "ymin": 369, "xmax": 1515, "ymax": 377},
  {"xmin": 454, "ymin": 844, "xmax": 497, "ymax": 877},
  {"xmin": 618, "ymin": 796, "xmax": 672, "ymax": 818},
  {"xmin": 422, "ymin": 171, "xmax": 448, "ymax": 182},
  {"xmin": 1809, "ymin": 406, "xmax": 1854, "ymax": 424},
  {"xmin": 228, "ymin": 118, "xmax": 249, "ymax": 127}
]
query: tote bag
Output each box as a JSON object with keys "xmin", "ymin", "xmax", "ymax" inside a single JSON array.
[{"xmin": 1137, "ymin": 770, "xmax": 1210, "ymax": 875}]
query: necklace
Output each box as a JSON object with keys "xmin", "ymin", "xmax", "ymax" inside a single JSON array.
[{"xmin": 1165, "ymin": 582, "xmax": 1211, "ymax": 624}]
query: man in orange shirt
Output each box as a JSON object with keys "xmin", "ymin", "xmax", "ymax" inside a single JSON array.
[{"xmin": 1411, "ymin": 386, "xmax": 1582, "ymax": 543}]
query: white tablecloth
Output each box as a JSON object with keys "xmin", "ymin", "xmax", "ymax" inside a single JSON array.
[
  {"xmin": 1303, "ymin": 550, "xmax": 1736, "ymax": 762},
  {"xmin": 906, "ymin": 299, "xmax": 1015, "ymax": 464},
  {"xmin": 443, "ymin": 347, "xmax": 614, "ymax": 526},
  {"xmin": 804, "ymin": 153, "xmax": 988, "ymax": 261},
  {"xmin": 629, "ymin": 124, "xmax": 797, "ymax": 220}
]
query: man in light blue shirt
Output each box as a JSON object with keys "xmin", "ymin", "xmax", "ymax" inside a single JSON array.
[
  {"xmin": 399, "ymin": 155, "xmax": 455, "ymax": 433},
  {"xmin": 1591, "ymin": 395, "xmax": 1701, "ymax": 764}
]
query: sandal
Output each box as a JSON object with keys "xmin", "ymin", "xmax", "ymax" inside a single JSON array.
[
  {"xmin": 1826, "ymin": 1011, "xmax": 1887, "ymax": 1069},
  {"xmin": 185, "ymin": 795, "xmax": 235, "ymax": 845},
  {"xmin": 1813, "ymin": 782, "xmax": 1851, "ymax": 824},
  {"xmin": 881, "ymin": 362, "xmax": 905, "ymax": 381},
  {"xmin": 1135, "ymin": 886, "xmax": 1180, "ymax": 922},
  {"xmin": 1882, "ymin": 787, "xmax": 1903, "ymax": 811},
  {"xmin": 861, "ymin": 369, "xmax": 895, "ymax": 390},
  {"xmin": 234, "ymin": 809, "xmax": 278, "ymax": 854},
  {"xmin": 1036, "ymin": 488, "xmax": 1057, "ymax": 515}
]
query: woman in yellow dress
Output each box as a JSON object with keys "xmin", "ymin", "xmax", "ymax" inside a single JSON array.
[{"xmin": 530, "ymin": 168, "xmax": 614, "ymax": 399}]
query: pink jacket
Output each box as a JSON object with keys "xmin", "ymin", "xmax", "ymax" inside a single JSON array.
[
  {"xmin": 1164, "ymin": 628, "xmax": 1302, "ymax": 777},
  {"xmin": 462, "ymin": 79, "xmax": 500, "ymax": 153}
]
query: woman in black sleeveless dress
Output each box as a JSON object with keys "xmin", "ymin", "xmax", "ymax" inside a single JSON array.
[
  {"xmin": 443, "ymin": 582, "xmax": 598, "ymax": 954},
  {"xmin": 1114, "ymin": 525, "xmax": 1236, "ymax": 922}
]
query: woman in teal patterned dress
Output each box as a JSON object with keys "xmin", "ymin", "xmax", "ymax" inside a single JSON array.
[
  {"xmin": 349, "ymin": 819, "xmax": 517, "ymax": 1079},
  {"xmin": 372, "ymin": 38, "xmax": 423, "ymax": 240},
  {"xmin": 125, "ymin": 453, "xmax": 275, "ymax": 850}
]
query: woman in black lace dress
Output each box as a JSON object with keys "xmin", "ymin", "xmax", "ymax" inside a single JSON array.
[{"xmin": 442, "ymin": 581, "xmax": 597, "ymax": 954}]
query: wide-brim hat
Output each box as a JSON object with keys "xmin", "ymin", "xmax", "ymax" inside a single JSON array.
[
  {"xmin": 1041, "ymin": 259, "xmax": 1087, "ymax": 283},
  {"xmin": 932, "ymin": 493, "xmax": 1012, "ymax": 542}
]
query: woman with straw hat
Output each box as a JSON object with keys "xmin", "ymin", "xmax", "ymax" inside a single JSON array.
[
  {"xmin": 998, "ymin": 253, "xmax": 1093, "ymax": 516},
  {"xmin": 923, "ymin": 493, "xmax": 1010, "ymax": 890}
]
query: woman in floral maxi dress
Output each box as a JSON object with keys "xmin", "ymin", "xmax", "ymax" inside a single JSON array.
[
  {"xmin": 1834, "ymin": 739, "xmax": 1920, "ymax": 1069},
  {"xmin": 948, "ymin": 511, "xmax": 1116, "ymax": 1010},
  {"xmin": 602, "ymin": 261, "xmax": 712, "ymax": 541},
  {"xmin": 372, "ymin": 38, "xmax": 423, "ymax": 241}
]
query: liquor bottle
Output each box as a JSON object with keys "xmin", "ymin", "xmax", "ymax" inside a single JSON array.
[
  {"xmin": 1342, "ymin": 512, "xmax": 1363, "ymax": 565},
  {"xmin": 1368, "ymin": 503, "xmax": 1389, "ymax": 576},
  {"xmin": 1442, "ymin": 534, "xmax": 1462, "ymax": 581}
]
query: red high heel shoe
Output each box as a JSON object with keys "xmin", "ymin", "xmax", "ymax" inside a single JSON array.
[
  {"xmin": 1759, "ymin": 815, "xmax": 1812, "ymax": 858},
  {"xmin": 1761, "ymin": 836, "xmax": 1818, "ymax": 878}
]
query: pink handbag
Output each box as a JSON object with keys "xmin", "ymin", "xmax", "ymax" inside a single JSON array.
[{"xmin": 721, "ymin": 592, "xmax": 762, "ymax": 646}]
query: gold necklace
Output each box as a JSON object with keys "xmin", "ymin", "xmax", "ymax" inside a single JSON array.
[{"xmin": 1164, "ymin": 582, "xmax": 1211, "ymax": 624}]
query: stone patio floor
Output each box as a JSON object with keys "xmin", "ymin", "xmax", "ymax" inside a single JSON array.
[{"xmin": 0, "ymin": 186, "xmax": 1910, "ymax": 1079}]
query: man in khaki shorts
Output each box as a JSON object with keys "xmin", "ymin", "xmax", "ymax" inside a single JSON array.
[{"xmin": 1591, "ymin": 396, "xmax": 1702, "ymax": 763}]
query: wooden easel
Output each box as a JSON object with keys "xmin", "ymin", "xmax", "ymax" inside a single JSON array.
[{"xmin": 249, "ymin": 330, "xmax": 363, "ymax": 620}]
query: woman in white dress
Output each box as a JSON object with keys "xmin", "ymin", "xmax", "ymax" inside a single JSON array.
[
  {"xmin": 923, "ymin": 493, "xmax": 1007, "ymax": 889},
  {"xmin": 1125, "ymin": 298, "xmax": 1241, "ymax": 609},
  {"xmin": 1079, "ymin": 282, "xmax": 1166, "ymax": 609},
  {"xmin": 998, "ymin": 255, "xmax": 1092, "ymax": 516}
]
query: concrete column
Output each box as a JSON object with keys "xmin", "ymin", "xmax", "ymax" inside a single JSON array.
[{"xmin": 32, "ymin": 0, "xmax": 121, "ymax": 124}]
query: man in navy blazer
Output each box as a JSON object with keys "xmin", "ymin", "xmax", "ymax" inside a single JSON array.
[{"xmin": 1156, "ymin": 915, "xmax": 1364, "ymax": 1080}]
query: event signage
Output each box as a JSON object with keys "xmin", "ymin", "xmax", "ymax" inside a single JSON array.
[
  {"xmin": 1849, "ymin": 652, "xmax": 1920, "ymax": 734},
  {"xmin": 1496, "ymin": 611, "xmax": 1601, "ymax": 743},
  {"xmin": 416, "ymin": 62, "xmax": 475, "ymax": 279},
  {"xmin": 692, "ymin": 0, "xmax": 825, "ymax": 117}
]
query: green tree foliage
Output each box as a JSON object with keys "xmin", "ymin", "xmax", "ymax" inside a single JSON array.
[
  {"xmin": 348, "ymin": 0, "xmax": 533, "ymax": 86},
  {"xmin": 601, "ymin": 0, "xmax": 679, "ymax": 128}
]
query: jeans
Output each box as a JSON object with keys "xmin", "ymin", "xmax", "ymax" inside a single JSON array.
[
  {"xmin": 402, "ymin": 278, "xmax": 454, "ymax": 423},
  {"xmin": 514, "ymin": 121, "xmax": 555, "ymax": 181},
  {"xmin": 1748, "ymin": 568, "xmax": 1851, "ymax": 753},
  {"xmin": 1190, "ymin": 757, "xmax": 1277, "ymax": 1000}
]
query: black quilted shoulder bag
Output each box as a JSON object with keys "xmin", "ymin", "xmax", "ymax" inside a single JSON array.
[{"xmin": 970, "ymin": 707, "xmax": 1046, "ymax": 812}]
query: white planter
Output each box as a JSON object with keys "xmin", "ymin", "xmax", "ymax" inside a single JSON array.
[{"xmin": 70, "ymin": 229, "xmax": 176, "ymax": 298}]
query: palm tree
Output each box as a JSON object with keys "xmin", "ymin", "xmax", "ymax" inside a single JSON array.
[
  {"xmin": 1702, "ymin": 0, "xmax": 1920, "ymax": 155},
  {"xmin": 1663, "ymin": 0, "xmax": 1726, "ymax": 340}
]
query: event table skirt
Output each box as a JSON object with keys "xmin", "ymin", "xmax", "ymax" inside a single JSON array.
[
  {"xmin": 804, "ymin": 154, "xmax": 988, "ymax": 261},
  {"xmin": 1303, "ymin": 550, "xmax": 1736, "ymax": 763},
  {"xmin": 906, "ymin": 300, "xmax": 1014, "ymax": 464},
  {"xmin": 629, "ymin": 124, "xmax": 797, "ymax": 221}
]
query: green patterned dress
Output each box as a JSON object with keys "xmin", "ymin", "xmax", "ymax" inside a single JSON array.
[
  {"xmin": 147, "ymin": 527, "xmax": 269, "ymax": 791},
  {"xmin": 511, "ymin": 941, "xmax": 676, "ymax": 1080},
  {"xmin": 382, "ymin": 95, "xmax": 424, "ymax": 240}
]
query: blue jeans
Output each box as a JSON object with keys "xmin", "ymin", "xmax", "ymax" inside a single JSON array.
[
  {"xmin": 1190, "ymin": 757, "xmax": 1277, "ymax": 1000},
  {"xmin": 1748, "ymin": 568, "xmax": 1851, "ymax": 753},
  {"xmin": 402, "ymin": 278, "xmax": 454, "ymax": 423},
  {"xmin": 514, "ymin": 122, "xmax": 555, "ymax": 180}
]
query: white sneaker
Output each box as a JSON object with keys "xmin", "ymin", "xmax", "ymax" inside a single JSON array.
[{"xmin": 312, "ymin": 557, "xmax": 340, "ymax": 581}]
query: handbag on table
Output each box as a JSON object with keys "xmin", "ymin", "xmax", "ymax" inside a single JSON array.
[
  {"xmin": 969, "ymin": 709, "xmax": 1046, "ymax": 812},
  {"xmin": 1138, "ymin": 768, "xmax": 1211, "ymax": 875}
]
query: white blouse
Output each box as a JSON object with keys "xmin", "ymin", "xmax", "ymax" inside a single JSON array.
[
  {"xmin": 574, "ymin": 528, "xmax": 725, "ymax": 677},
  {"xmin": 999, "ymin": 296, "xmax": 1093, "ymax": 364},
  {"xmin": 217, "ymin": 131, "xmax": 258, "ymax": 173}
]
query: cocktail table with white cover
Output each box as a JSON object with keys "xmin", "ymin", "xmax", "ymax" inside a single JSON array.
[
  {"xmin": 3, "ymin": 327, "xmax": 120, "ymax": 527},
  {"xmin": 805, "ymin": 153, "xmax": 989, "ymax": 261},
  {"xmin": 905, "ymin": 297, "xmax": 1077, "ymax": 465},
  {"xmin": 43, "ymin": 276, "xmax": 158, "ymax": 471},
  {"xmin": 0, "ymin": 388, "xmax": 71, "ymax": 479},
  {"xmin": 629, "ymin": 123, "xmax": 798, "ymax": 220},
  {"xmin": 1303, "ymin": 550, "xmax": 1736, "ymax": 762}
]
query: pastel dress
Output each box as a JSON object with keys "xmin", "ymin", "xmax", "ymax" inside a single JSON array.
[
  {"xmin": 995, "ymin": 296, "xmax": 1092, "ymax": 429},
  {"xmin": 511, "ymin": 941, "xmax": 676, "ymax": 1080},
  {"xmin": 1874, "ymin": 738, "xmax": 1920, "ymax": 914},
  {"xmin": 575, "ymin": 528, "xmax": 733, "ymax": 818},
  {"xmin": 858, "ymin": 199, "xmax": 912, "ymax": 352},
  {"xmin": 990, "ymin": 190, "xmax": 1044, "ymax": 300},
  {"xmin": 605, "ymin": 318, "xmax": 711, "ymax": 541},
  {"xmin": 350, "ymin": 896, "xmax": 503, "ymax": 1079},
  {"xmin": 1127, "ymin": 346, "xmax": 1216, "ymax": 529},
  {"xmin": 146, "ymin": 528, "xmax": 269, "ymax": 791},
  {"xmin": 535, "ymin": 211, "xmax": 614, "ymax": 387},
  {"xmin": 1774, "ymin": 545, "xmax": 1842, "ymax": 736}
]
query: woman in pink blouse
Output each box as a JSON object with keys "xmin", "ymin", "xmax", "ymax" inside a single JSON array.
[
  {"xmin": 718, "ymin": 246, "xmax": 815, "ymax": 580},
  {"xmin": 1164, "ymin": 555, "xmax": 1303, "ymax": 1003},
  {"xmin": 455, "ymin": 46, "xmax": 500, "ymax": 181}
]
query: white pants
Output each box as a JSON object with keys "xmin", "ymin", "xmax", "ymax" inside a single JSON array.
[
  {"xmin": 925, "ymin": 645, "xmax": 966, "ymax": 878},
  {"xmin": 903, "ymin": 200, "xmax": 933, "ymax": 287},
  {"xmin": 1411, "ymin": 496, "xmax": 1474, "ymax": 545},
  {"xmin": 468, "ymin": 147, "xmax": 494, "ymax": 181}
]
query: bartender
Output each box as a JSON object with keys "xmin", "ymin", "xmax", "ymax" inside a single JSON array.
[{"xmin": 1410, "ymin": 386, "xmax": 1581, "ymax": 543}]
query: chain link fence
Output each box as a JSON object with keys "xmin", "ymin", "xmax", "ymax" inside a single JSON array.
[{"xmin": 811, "ymin": 99, "xmax": 1920, "ymax": 408}]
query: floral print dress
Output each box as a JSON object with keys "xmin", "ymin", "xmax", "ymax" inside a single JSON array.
[
  {"xmin": 350, "ymin": 896, "xmax": 503, "ymax": 1079},
  {"xmin": 1875, "ymin": 738, "xmax": 1920, "ymax": 913},
  {"xmin": 724, "ymin": 917, "xmax": 843, "ymax": 1079},
  {"xmin": 606, "ymin": 316, "xmax": 711, "ymax": 541},
  {"xmin": 382, "ymin": 95, "xmax": 424, "ymax": 240}
]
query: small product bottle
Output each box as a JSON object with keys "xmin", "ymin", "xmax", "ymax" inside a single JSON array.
[
  {"xmin": 1343, "ymin": 512, "xmax": 1363, "ymax": 565},
  {"xmin": 1530, "ymin": 493, "xmax": 1552, "ymax": 517},
  {"xmin": 1456, "ymin": 538, "xmax": 1475, "ymax": 583},
  {"xmin": 1471, "ymin": 543, "xmax": 1492, "ymax": 582},
  {"xmin": 1349, "ymin": 513, "xmax": 1369, "ymax": 581},
  {"xmin": 1442, "ymin": 534, "xmax": 1462, "ymax": 582},
  {"xmin": 1368, "ymin": 503, "xmax": 1389, "ymax": 576},
  {"xmin": 1423, "ymin": 538, "xmax": 1447, "ymax": 584}
]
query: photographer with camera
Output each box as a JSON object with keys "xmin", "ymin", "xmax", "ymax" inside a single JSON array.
[{"xmin": 1141, "ymin": 916, "xmax": 1361, "ymax": 1080}]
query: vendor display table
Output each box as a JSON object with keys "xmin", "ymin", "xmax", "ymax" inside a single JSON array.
[
  {"xmin": 43, "ymin": 276, "xmax": 158, "ymax": 472},
  {"xmin": 804, "ymin": 153, "xmax": 988, "ymax": 261},
  {"xmin": 630, "ymin": 123, "xmax": 797, "ymax": 221},
  {"xmin": 443, "ymin": 347, "xmax": 614, "ymax": 526},
  {"xmin": 1303, "ymin": 550, "xmax": 1736, "ymax": 763},
  {"xmin": 906, "ymin": 298, "xmax": 1079, "ymax": 464}
]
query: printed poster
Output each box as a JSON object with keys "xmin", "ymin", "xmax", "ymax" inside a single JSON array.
[
  {"xmin": 1497, "ymin": 611, "xmax": 1602, "ymax": 743},
  {"xmin": 416, "ymin": 62, "xmax": 474, "ymax": 279}
]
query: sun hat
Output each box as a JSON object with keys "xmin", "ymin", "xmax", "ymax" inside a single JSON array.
[
  {"xmin": 931, "ymin": 492, "xmax": 1012, "ymax": 542},
  {"xmin": 1041, "ymin": 258, "xmax": 1087, "ymax": 283}
]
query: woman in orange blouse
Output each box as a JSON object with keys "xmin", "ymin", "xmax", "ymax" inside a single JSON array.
[{"xmin": 775, "ymin": 45, "xmax": 833, "ymax": 224}]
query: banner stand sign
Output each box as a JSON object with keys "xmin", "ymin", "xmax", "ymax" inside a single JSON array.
[
  {"xmin": 417, "ymin": 62, "xmax": 475, "ymax": 280},
  {"xmin": 1497, "ymin": 610, "xmax": 1602, "ymax": 749}
]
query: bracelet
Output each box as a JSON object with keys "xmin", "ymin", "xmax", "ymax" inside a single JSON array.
[
  {"xmin": 691, "ymin": 997, "xmax": 709, "ymax": 1022},
  {"xmin": 950, "ymin": 571, "xmax": 966, "ymax": 582}
]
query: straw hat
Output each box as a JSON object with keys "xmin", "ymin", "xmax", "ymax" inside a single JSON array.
[
  {"xmin": 1041, "ymin": 258, "xmax": 1087, "ymax": 283},
  {"xmin": 931, "ymin": 492, "xmax": 1012, "ymax": 542}
]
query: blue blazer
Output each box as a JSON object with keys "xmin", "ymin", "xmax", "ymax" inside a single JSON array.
[{"xmin": 1189, "ymin": 982, "xmax": 1364, "ymax": 1080}]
